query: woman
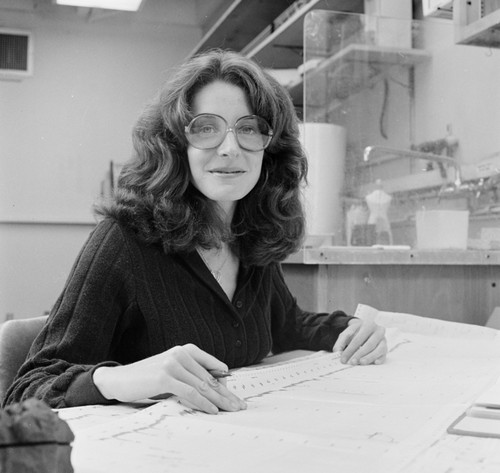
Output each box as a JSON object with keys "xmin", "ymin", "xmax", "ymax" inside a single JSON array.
[{"xmin": 3, "ymin": 50, "xmax": 386, "ymax": 414}]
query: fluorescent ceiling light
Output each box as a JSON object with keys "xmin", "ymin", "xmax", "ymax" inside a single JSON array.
[{"xmin": 55, "ymin": 0, "xmax": 144, "ymax": 11}]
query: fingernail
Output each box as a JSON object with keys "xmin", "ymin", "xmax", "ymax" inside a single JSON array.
[{"xmin": 208, "ymin": 377, "xmax": 220, "ymax": 388}]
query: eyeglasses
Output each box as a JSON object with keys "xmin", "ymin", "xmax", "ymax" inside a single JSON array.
[{"xmin": 185, "ymin": 114, "xmax": 273, "ymax": 152}]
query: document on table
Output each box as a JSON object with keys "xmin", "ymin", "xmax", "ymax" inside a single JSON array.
[
  {"xmin": 355, "ymin": 303, "xmax": 500, "ymax": 339},
  {"xmin": 66, "ymin": 305, "xmax": 500, "ymax": 473},
  {"xmin": 475, "ymin": 377, "xmax": 500, "ymax": 408}
]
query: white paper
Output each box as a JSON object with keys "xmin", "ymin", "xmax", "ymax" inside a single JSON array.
[
  {"xmin": 475, "ymin": 376, "xmax": 500, "ymax": 408},
  {"xmin": 62, "ymin": 306, "xmax": 500, "ymax": 473}
]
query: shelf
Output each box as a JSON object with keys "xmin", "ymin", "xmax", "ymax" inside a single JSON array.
[
  {"xmin": 285, "ymin": 247, "xmax": 500, "ymax": 266},
  {"xmin": 306, "ymin": 43, "xmax": 431, "ymax": 85},
  {"xmin": 189, "ymin": 0, "xmax": 295, "ymax": 56},
  {"xmin": 242, "ymin": 0, "xmax": 363, "ymax": 69},
  {"xmin": 316, "ymin": 43, "xmax": 432, "ymax": 68},
  {"xmin": 456, "ymin": 9, "xmax": 500, "ymax": 47},
  {"xmin": 454, "ymin": 0, "xmax": 500, "ymax": 48},
  {"xmin": 303, "ymin": 43, "xmax": 431, "ymax": 113}
]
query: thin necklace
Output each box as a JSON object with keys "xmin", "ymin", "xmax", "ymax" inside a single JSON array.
[{"xmin": 198, "ymin": 247, "xmax": 230, "ymax": 282}]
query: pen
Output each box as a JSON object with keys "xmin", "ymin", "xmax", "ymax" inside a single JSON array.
[{"xmin": 208, "ymin": 369, "xmax": 232, "ymax": 379}]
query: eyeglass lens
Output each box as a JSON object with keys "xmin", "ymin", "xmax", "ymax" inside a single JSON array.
[{"xmin": 186, "ymin": 114, "xmax": 272, "ymax": 151}]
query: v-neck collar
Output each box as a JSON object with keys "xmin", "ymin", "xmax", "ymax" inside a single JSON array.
[{"xmin": 180, "ymin": 251, "xmax": 253, "ymax": 306}]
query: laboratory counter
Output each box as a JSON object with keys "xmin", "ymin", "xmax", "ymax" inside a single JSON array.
[{"xmin": 282, "ymin": 247, "xmax": 500, "ymax": 326}]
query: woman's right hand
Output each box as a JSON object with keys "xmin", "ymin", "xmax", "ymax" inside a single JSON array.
[{"xmin": 93, "ymin": 344, "xmax": 246, "ymax": 414}]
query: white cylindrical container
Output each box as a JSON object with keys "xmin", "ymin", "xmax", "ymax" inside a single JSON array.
[{"xmin": 299, "ymin": 123, "xmax": 347, "ymax": 243}]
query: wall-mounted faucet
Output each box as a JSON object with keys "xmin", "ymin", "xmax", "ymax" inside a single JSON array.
[{"xmin": 363, "ymin": 145, "xmax": 463, "ymax": 189}]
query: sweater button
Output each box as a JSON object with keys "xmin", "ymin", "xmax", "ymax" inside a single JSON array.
[
  {"xmin": 235, "ymin": 339, "xmax": 242, "ymax": 348},
  {"xmin": 235, "ymin": 300, "xmax": 243, "ymax": 309}
]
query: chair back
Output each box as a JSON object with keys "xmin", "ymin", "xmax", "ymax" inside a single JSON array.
[{"xmin": 0, "ymin": 315, "xmax": 48, "ymax": 401}]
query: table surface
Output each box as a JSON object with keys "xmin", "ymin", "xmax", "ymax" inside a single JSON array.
[{"xmin": 57, "ymin": 307, "xmax": 500, "ymax": 473}]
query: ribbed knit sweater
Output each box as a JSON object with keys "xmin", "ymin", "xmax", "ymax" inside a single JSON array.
[{"xmin": 3, "ymin": 219, "xmax": 353, "ymax": 408}]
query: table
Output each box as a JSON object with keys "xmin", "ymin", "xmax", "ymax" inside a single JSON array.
[{"xmin": 58, "ymin": 306, "xmax": 500, "ymax": 473}]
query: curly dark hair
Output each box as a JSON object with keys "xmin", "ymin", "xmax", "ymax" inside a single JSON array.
[{"xmin": 96, "ymin": 49, "xmax": 308, "ymax": 266}]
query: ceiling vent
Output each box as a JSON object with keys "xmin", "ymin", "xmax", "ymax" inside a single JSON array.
[{"xmin": 0, "ymin": 29, "xmax": 33, "ymax": 80}]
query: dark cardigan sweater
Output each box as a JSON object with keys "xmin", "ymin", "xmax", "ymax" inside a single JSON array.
[{"xmin": 3, "ymin": 219, "xmax": 353, "ymax": 408}]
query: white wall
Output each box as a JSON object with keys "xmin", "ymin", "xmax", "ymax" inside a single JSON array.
[
  {"xmin": 0, "ymin": 222, "xmax": 95, "ymax": 318},
  {"xmin": 0, "ymin": 5, "xmax": 201, "ymax": 318},
  {"xmin": 414, "ymin": 19, "xmax": 500, "ymax": 165},
  {"xmin": 346, "ymin": 18, "xmax": 500, "ymax": 165},
  {"xmin": 0, "ymin": 7, "xmax": 200, "ymax": 222}
]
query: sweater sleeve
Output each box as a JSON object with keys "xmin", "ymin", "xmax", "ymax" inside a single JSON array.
[
  {"xmin": 2, "ymin": 220, "xmax": 136, "ymax": 409},
  {"xmin": 269, "ymin": 264, "xmax": 355, "ymax": 353}
]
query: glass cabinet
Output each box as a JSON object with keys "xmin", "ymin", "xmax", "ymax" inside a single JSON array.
[
  {"xmin": 300, "ymin": 10, "xmax": 500, "ymax": 251},
  {"xmin": 282, "ymin": 10, "xmax": 500, "ymax": 325}
]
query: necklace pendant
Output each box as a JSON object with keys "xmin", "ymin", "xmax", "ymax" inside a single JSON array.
[{"xmin": 198, "ymin": 247, "xmax": 228, "ymax": 283}]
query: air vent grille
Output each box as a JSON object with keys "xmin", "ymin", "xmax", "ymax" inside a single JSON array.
[{"xmin": 0, "ymin": 29, "xmax": 33, "ymax": 79}]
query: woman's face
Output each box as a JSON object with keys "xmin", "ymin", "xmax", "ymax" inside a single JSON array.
[{"xmin": 187, "ymin": 80, "xmax": 264, "ymax": 217}]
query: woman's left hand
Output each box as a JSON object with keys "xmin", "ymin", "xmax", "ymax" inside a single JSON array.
[{"xmin": 333, "ymin": 318, "xmax": 387, "ymax": 365}]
